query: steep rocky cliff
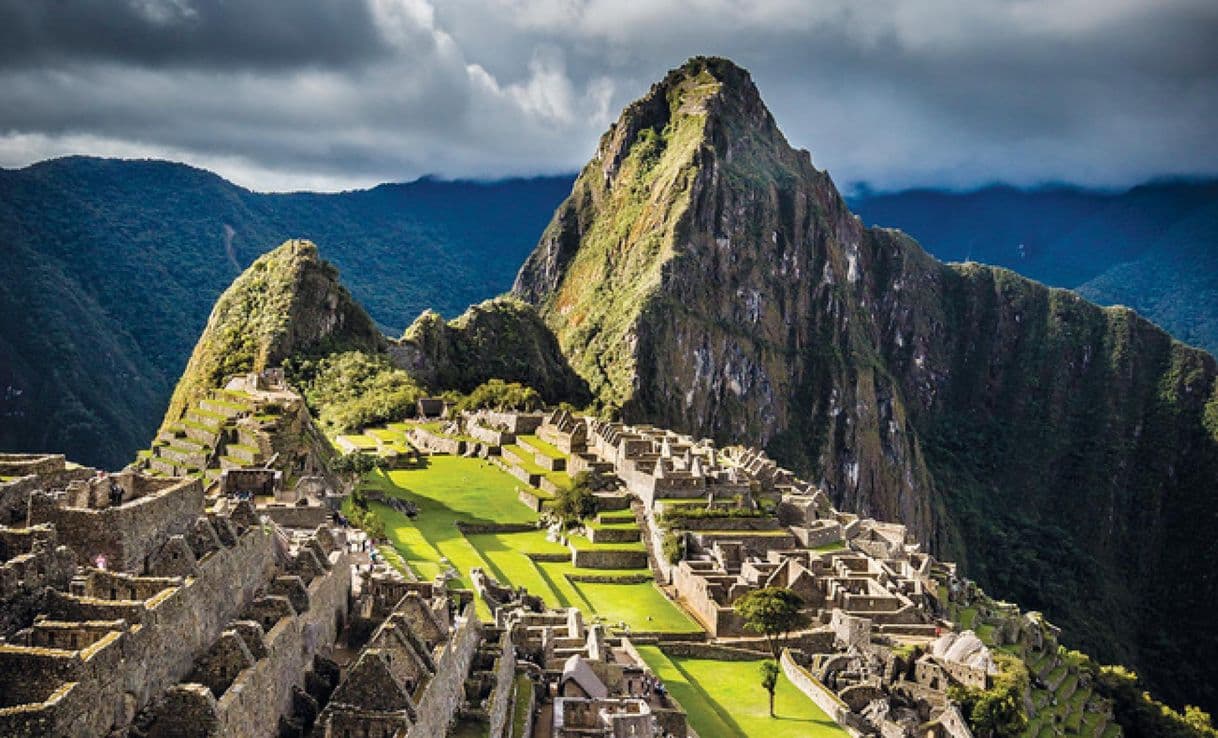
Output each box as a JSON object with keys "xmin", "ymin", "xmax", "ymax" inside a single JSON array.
[
  {"xmin": 161, "ymin": 239, "xmax": 384, "ymax": 428},
  {"xmin": 392, "ymin": 297, "xmax": 590, "ymax": 404},
  {"xmin": 515, "ymin": 57, "xmax": 1218, "ymax": 710}
]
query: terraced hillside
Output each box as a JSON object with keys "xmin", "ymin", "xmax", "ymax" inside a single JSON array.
[{"xmin": 351, "ymin": 437, "xmax": 700, "ymax": 634}]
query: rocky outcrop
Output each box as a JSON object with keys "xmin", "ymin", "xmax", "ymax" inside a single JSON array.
[
  {"xmin": 390, "ymin": 297, "xmax": 590, "ymax": 404},
  {"xmin": 161, "ymin": 239, "xmax": 384, "ymax": 430},
  {"xmin": 514, "ymin": 56, "xmax": 1218, "ymax": 711}
]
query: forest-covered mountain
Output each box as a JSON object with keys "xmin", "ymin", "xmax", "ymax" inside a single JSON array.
[
  {"xmin": 3, "ymin": 140, "xmax": 1217, "ymax": 503},
  {"xmin": 514, "ymin": 56, "xmax": 1218, "ymax": 714},
  {"xmin": 850, "ymin": 180, "xmax": 1218, "ymax": 355},
  {"xmin": 0, "ymin": 157, "xmax": 571, "ymax": 468}
]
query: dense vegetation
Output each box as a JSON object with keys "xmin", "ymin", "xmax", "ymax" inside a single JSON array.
[
  {"xmin": 0, "ymin": 157, "xmax": 570, "ymax": 468},
  {"xmin": 162, "ymin": 240, "xmax": 384, "ymax": 429},
  {"xmin": 453, "ymin": 379, "xmax": 542, "ymax": 413},
  {"xmin": 850, "ymin": 180, "xmax": 1218, "ymax": 354},
  {"xmin": 948, "ymin": 654, "xmax": 1029, "ymax": 738},
  {"xmin": 288, "ymin": 351, "xmax": 424, "ymax": 433},
  {"xmin": 399, "ymin": 298, "xmax": 590, "ymax": 405}
]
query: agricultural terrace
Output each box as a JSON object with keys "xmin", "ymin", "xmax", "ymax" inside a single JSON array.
[
  {"xmin": 636, "ymin": 646, "xmax": 849, "ymax": 738},
  {"xmin": 362, "ymin": 454, "xmax": 699, "ymax": 633}
]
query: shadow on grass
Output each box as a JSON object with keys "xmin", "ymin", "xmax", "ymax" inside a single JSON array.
[{"xmin": 669, "ymin": 657, "xmax": 748, "ymax": 737}]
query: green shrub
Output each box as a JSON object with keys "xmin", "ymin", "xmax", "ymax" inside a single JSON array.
[
  {"xmin": 454, "ymin": 379, "xmax": 543, "ymax": 413},
  {"xmin": 949, "ymin": 653, "xmax": 1029, "ymax": 738},
  {"xmin": 662, "ymin": 529, "xmax": 684, "ymax": 564},
  {"xmin": 290, "ymin": 351, "xmax": 423, "ymax": 432},
  {"xmin": 1098, "ymin": 665, "xmax": 1218, "ymax": 737},
  {"xmin": 551, "ymin": 472, "xmax": 598, "ymax": 528}
]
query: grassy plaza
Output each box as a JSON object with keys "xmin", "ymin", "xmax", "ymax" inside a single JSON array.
[{"xmin": 364, "ymin": 455, "xmax": 699, "ymax": 632}]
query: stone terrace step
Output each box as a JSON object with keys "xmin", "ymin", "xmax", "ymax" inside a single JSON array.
[
  {"xmin": 158, "ymin": 445, "xmax": 209, "ymax": 467},
  {"xmin": 199, "ymin": 397, "xmax": 253, "ymax": 418},
  {"xmin": 224, "ymin": 443, "xmax": 262, "ymax": 465},
  {"xmin": 182, "ymin": 421, "xmax": 222, "ymax": 447},
  {"xmin": 149, "ymin": 457, "xmax": 178, "ymax": 476}
]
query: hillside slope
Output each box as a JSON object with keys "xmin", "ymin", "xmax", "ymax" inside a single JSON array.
[
  {"xmin": 850, "ymin": 181, "xmax": 1218, "ymax": 354},
  {"xmin": 0, "ymin": 158, "xmax": 571, "ymax": 467},
  {"xmin": 514, "ymin": 56, "xmax": 1218, "ymax": 712}
]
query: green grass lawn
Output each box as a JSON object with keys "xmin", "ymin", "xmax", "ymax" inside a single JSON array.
[
  {"xmin": 337, "ymin": 434, "xmax": 378, "ymax": 450},
  {"xmin": 501, "ymin": 444, "xmax": 573, "ymax": 490},
  {"xmin": 365, "ymin": 456, "xmax": 699, "ymax": 632},
  {"xmin": 636, "ymin": 646, "xmax": 848, "ymax": 738},
  {"xmin": 517, "ymin": 434, "xmax": 566, "ymax": 460}
]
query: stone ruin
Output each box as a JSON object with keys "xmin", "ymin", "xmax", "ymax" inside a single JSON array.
[{"xmin": 0, "ymin": 447, "xmax": 506, "ymax": 738}]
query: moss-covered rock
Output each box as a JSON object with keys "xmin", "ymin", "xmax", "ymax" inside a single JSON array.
[
  {"xmin": 160, "ymin": 239, "xmax": 384, "ymax": 430},
  {"xmin": 391, "ymin": 297, "xmax": 589, "ymax": 404}
]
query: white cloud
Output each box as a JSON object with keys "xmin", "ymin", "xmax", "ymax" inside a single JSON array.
[{"xmin": 0, "ymin": 0, "xmax": 1214, "ymax": 192}]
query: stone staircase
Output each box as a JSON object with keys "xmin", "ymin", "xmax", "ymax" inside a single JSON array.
[{"xmin": 143, "ymin": 389, "xmax": 267, "ymax": 478}]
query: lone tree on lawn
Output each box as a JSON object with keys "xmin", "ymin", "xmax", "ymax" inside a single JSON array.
[
  {"xmin": 551, "ymin": 471, "xmax": 598, "ymax": 529},
  {"xmin": 760, "ymin": 659, "xmax": 780, "ymax": 717},
  {"xmin": 735, "ymin": 587, "xmax": 805, "ymax": 659},
  {"xmin": 331, "ymin": 451, "xmax": 388, "ymax": 488}
]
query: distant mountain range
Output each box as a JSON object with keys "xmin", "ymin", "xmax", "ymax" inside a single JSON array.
[
  {"xmin": 2, "ymin": 156, "xmax": 1216, "ymax": 475},
  {"xmin": 850, "ymin": 180, "xmax": 1218, "ymax": 355},
  {"xmin": 0, "ymin": 156, "xmax": 571, "ymax": 469}
]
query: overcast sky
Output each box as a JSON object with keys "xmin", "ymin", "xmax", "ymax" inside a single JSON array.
[{"xmin": 1, "ymin": 0, "xmax": 1215, "ymax": 192}]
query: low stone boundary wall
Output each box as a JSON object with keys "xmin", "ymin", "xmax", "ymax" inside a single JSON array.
[
  {"xmin": 570, "ymin": 547, "xmax": 649, "ymax": 570},
  {"xmin": 566, "ymin": 454, "xmax": 613, "ymax": 478},
  {"xmin": 591, "ymin": 492, "xmax": 631, "ymax": 511},
  {"xmin": 780, "ymin": 649, "xmax": 853, "ymax": 730},
  {"xmin": 658, "ymin": 515, "xmax": 776, "ymax": 531},
  {"xmin": 409, "ymin": 429, "xmax": 466, "ymax": 456},
  {"xmin": 656, "ymin": 642, "xmax": 767, "ymax": 661},
  {"xmin": 564, "ymin": 573, "xmax": 652, "ymax": 584},
  {"xmin": 469, "ymin": 423, "xmax": 514, "ymax": 447},
  {"xmin": 586, "ymin": 526, "xmax": 641, "ymax": 544},
  {"xmin": 500, "ymin": 461, "xmax": 540, "ymax": 488},
  {"xmin": 537, "ymin": 476, "xmax": 566, "ymax": 496},
  {"xmin": 517, "ymin": 489, "xmax": 548, "ymax": 512},
  {"xmin": 525, "ymin": 552, "xmax": 568, "ymax": 563},
  {"xmin": 457, "ymin": 522, "xmax": 537, "ymax": 535}
]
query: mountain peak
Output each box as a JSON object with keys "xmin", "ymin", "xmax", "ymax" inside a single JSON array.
[{"xmin": 160, "ymin": 238, "xmax": 384, "ymax": 429}]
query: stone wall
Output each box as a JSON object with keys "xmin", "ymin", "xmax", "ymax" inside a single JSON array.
[
  {"xmin": 29, "ymin": 477, "xmax": 204, "ymax": 572},
  {"xmin": 779, "ymin": 649, "xmax": 851, "ymax": 729},
  {"xmin": 0, "ymin": 519, "xmax": 277, "ymax": 736},
  {"xmin": 0, "ymin": 454, "xmax": 66, "ymax": 477},
  {"xmin": 485, "ymin": 630, "xmax": 517, "ymax": 738},
  {"xmin": 407, "ymin": 607, "xmax": 482, "ymax": 737},
  {"xmin": 409, "ymin": 429, "xmax": 466, "ymax": 456},
  {"xmin": 259, "ymin": 504, "xmax": 330, "ymax": 529},
  {"xmin": 469, "ymin": 423, "xmax": 513, "ymax": 447},
  {"xmin": 0, "ymin": 476, "xmax": 39, "ymax": 525},
  {"xmin": 480, "ymin": 412, "xmax": 544, "ymax": 435},
  {"xmin": 207, "ymin": 549, "xmax": 351, "ymax": 737},
  {"xmin": 0, "ymin": 525, "xmax": 76, "ymax": 636},
  {"xmin": 570, "ymin": 547, "xmax": 649, "ymax": 570}
]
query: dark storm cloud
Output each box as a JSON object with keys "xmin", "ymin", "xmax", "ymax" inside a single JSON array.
[
  {"xmin": 0, "ymin": 0, "xmax": 1216, "ymax": 192},
  {"xmin": 0, "ymin": 0, "xmax": 392, "ymax": 69}
]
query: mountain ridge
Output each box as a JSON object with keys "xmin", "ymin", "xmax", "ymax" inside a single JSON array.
[
  {"xmin": 515, "ymin": 56, "xmax": 1218, "ymax": 712},
  {"xmin": 0, "ymin": 158, "xmax": 572, "ymax": 468}
]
